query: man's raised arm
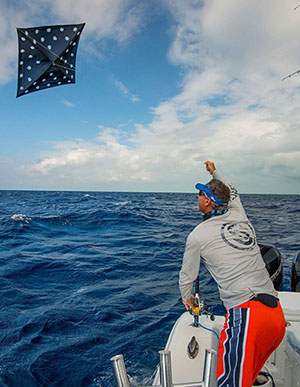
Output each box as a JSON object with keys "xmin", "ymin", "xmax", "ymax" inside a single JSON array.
[{"xmin": 204, "ymin": 160, "xmax": 243, "ymax": 211}]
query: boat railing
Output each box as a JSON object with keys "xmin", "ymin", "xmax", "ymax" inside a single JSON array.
[{"xmin": 111, "ymin": 348, "xmax": 217, "ymax": 387}]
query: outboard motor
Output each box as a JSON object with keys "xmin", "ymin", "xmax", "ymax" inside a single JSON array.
[
  {"xmin": 291, "ymin": 251, "xmax": 300, "ymax": 292},
  {"xmin": 259, "ymin": 243, "xmax": 283, "ymax": 291}
]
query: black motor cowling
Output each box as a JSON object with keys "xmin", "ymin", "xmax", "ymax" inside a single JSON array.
[
  {"xmin": 291, "ymin": 251, "xmax": 300, "ymax": 292},
  {"xmin": 259, "ymin": 243, "xmax": 283, "ymax": 291}
]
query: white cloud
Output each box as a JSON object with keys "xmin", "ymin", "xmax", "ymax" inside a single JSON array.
[
  {"xmin": 49, "ymin": 0, "xmax": 143, "ymax": 44},
  {"xmin": 6, "ymin": 0, "xmax": 300, "ymax": 193},
  {"xmin": 112, "ymin": 78, "xmax": 141, "ymax": 103},
  {"xmin": 165, "ymin": 0, "xmax": 300, "ymax": 75},
  {"xmin": 157, "ymin": 0, "xmax": 300, "ymax": 190},
  {"xmin": 0, "ymin": 1, "xmax": 29, "ymax": 85},
  {"xmin": 22, "ymin": 135, "xmax": 151, "ymax": 186},
  {"xmin": 63, "ymin": 100, "xmax": 75, "ymax": 107}
]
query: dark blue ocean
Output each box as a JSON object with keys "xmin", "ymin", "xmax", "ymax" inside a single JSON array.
[{"xmin": 0, "ymin": 191, "xmax": 299, "ymax": 386}]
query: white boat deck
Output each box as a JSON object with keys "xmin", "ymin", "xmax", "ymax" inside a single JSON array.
[{"xmin": 152, "ymin": 291, "xmax": 300, "ymax": 387}]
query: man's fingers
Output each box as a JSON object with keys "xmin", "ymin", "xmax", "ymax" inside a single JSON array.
[{"xmin": 204, "ymin": 161, "xmax": 215, "ymax": 174}]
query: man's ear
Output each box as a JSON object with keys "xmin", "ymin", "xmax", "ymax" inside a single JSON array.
[{"xmin": 205, "ymin": 197, "xmax": 211, "ymax": 206}]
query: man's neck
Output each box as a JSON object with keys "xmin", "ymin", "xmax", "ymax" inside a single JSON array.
[{"xmin": 202, "ymin": 208, "xmax": 228, "ymax": 222}]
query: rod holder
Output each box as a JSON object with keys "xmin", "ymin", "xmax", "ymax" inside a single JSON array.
[
  {"xmin": 110, "ymin": 354, "xmax": 130, "ymax": 387},
  {"xmin": 111, "ymin": 347, "xmax": 217, "ymax": 387},
  {"xmin": 202, "ymin": 349, "xmax": 217, "ymax": 387},
  {"xmin": 159, "ymin": 350, "xmax": 173, "ymax": 387}
]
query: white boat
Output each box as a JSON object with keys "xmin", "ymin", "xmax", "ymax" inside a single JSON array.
[{"xmin": 111, "ymin": 246, "xmax": 300, "ymax": 387}]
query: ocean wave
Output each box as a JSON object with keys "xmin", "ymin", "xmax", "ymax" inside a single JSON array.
[
  {"xmin": 113, "ymin": 200, "xmax": 131, "ymax": 206},
  {"xmin": 0, "ymin": 190, "xmax": 298, "ymax": 386},
  {"xmin": 11, "ymin": 214, "xmax": 32, "ymax": 223}
]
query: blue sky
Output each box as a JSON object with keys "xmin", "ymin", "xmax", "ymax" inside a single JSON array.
[{"xmin": 1, "ymin": 0, "xmax": 300, "ymax": 193}]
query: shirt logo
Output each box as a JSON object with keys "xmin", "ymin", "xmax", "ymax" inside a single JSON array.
[{"xmin": 221, "ymin": 222, "xmax": 256, "ymax": 250}]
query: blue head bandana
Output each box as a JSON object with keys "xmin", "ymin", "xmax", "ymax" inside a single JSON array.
[{"xmin": 195, "ymin": 183, "xmax": 228, "ymax": 206}]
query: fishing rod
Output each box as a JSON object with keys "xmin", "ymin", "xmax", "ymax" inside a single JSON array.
[{"xmin": 189, "ymin": 276, "xmax": 213, "ymax": 326}]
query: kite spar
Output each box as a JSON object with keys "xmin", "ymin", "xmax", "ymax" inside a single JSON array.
[{"xmin": 16, "ymin": 23, "xmax": 85, "ymax": 97}]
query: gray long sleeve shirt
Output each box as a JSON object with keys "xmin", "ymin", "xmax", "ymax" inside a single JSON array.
[{"xmin": 179, "ymin": 170, "xmax": 277, "ymax": 310}]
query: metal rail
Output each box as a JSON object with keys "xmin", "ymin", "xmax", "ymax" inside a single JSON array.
[
  {"xmin": 110, "ymin": 348, "xmax": 217, "ymax": 387},
  {"xmin": 110, "ymin": 354, "xmax": 130, "ymax": 387}
]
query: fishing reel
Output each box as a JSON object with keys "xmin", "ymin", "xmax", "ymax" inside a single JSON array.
[
  {"xmin": 190, "ymin": 294, "xmax": 210, "ymax": 316},
  {"xmin": 189, "ymin": 294, "xmax": 210, "ymax": 325}
]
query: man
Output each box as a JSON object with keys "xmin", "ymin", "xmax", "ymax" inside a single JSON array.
[{"xmin": 179, "ymin": 161, "xmax": 286, "ymax": 387}]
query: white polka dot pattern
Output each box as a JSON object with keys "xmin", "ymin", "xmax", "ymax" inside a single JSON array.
[{"xmin": 16, "ymin": 23, "xmax": 85, "ymax": 97}]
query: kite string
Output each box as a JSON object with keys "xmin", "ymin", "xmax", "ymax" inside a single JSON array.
[
  {"xmin": 282, "ymin": 5, "xmax": 300, "ymax": 79},
  {"xmin": 282, "ymin": 69, "xmax": 300, "ymax": 81}
]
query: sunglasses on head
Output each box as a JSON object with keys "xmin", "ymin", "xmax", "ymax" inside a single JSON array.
[{"xmin": 198, "ymin": 191, "xmax": 208, "ymax": 198}]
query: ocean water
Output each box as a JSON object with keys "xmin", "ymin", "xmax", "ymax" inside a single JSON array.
[{"xmin": 0, "ymin": 190, "xmax": 299, "ymax": 387}]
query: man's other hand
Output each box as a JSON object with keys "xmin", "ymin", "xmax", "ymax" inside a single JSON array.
[{"xmin": 204, "ymin": 161, "xmax": 216, "ymax": 175}]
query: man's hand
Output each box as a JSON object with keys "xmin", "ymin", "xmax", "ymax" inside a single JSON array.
[
  {"xmin": 182, "ymin": 295, "xmax": 194, "ymax": 310},
  {"xmin": 204, "ymin": 161, "xmax": 216, "ymax": 175}
]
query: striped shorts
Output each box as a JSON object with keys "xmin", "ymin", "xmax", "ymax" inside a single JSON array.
[{"xmin": 216, "ymin": 299, "xmax": 286, "ymax": 387}]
